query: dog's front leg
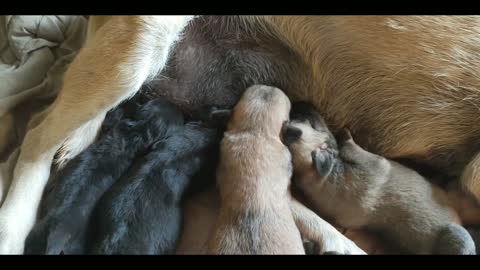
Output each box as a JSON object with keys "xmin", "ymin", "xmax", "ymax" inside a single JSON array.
[
  {"xmin": 0, "ymin": 15, "xmax": 194, "ymax": 254},
  {"xmin": 289, "ymin": 199, "xmax": 366, "ymax": 255}
]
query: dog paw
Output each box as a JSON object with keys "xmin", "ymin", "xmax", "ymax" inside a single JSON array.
[
  {"xmin": 317, "ymin": 234, "xmax": 367, "ymax": 255},
  {"xmin": 336, "ymin": 128, "xmax": 354, "ymax": 145}
]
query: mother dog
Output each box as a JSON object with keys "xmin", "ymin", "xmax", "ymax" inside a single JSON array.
[{"xmin": 2, "ymin": 16, "xmax": 480, "ymax": 254}]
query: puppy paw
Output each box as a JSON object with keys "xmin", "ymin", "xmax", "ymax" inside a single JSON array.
[
  {"xmin": 337, "ymin": 128, "xmax": 353, "ymax": 144},
  {"xmin": 317, "ymin": 234, "xmax": 367, "ymax": 255}
]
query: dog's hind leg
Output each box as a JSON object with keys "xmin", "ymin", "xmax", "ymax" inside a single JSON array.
[{"xmin": 0, "ymin": 15, "xmax": 194, "ymax": 254}]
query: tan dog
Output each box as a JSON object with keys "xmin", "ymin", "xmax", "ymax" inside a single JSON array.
[
  {"xmin": 3, "ymin": 16, "xmax": 480, "ymax": 254},
  {"xmin": 283, "ymin": 103, "xmax": 479, "ymax": 254}
]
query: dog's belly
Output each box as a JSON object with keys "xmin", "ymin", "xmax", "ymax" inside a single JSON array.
[
  {"xmin": 142, "ymin": 16, "xmax": 310, "ymax": 120},
  {"xmin": 144, "ymin": 16, "xmax": 480, "ymax": 177}
]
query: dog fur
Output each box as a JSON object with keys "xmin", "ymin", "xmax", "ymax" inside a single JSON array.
[
  {"xmin": 88, "ymin": 120, "xmax": 220, "ymax": 254},
  {"xmin": 205, "ymin": 85, "xmax": 303, "ymax": 254},
  {"xmin": 284, "ymin": 103, "xmax": 477, "ymax": 254},
  {"xmin": 24, "ymin": 98, "xmax": 183, "ymax": 254},
  {"xmin": 4, "ymin": 15, "xmax": 480, "ymax": 253}
]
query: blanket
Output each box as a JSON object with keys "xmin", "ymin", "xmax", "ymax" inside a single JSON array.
[{"xmin": 0, "ymin": 15, "xmax": 87, "ymax": 201}]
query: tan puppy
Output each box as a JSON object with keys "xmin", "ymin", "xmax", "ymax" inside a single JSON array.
[
  {"xmin": 206, "ymin": 84, "xmax": 303, "ymax": 254},
  {"xmin": 175, "ymin": 189, "xmax": 220, "ymax": 254},
  {"xmin": 283, "ymin": 103, "xmax": 478, "ymax": 254}
]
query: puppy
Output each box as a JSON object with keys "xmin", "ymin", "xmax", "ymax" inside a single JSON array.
[
  {"xmin": 284, "ymin": 102, "xmax": 477, "ymax": 254},
  {"xmin": 206, "ymin": 84, "xmax": 305, "ymax": 254},
  {"xmin": 88, "ymin": 120, "xmax": 220, "ymax": 254},
  {"xmin": 24, "ymin": 98, "xmax": 182, "ymax": 254},
  {"xmin": 175, "ymin": 188, "xmax": 221, "ymax": 254}
]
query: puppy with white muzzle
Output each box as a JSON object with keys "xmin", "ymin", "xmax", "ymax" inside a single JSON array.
[{"xmin": 283, "ymin": 102, "xmax": 479, "ymax": 254}]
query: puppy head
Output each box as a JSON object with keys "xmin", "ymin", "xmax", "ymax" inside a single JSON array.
[
  {"xmin": 227, "ymin": 85, "xmax": 291, "ymax": 134},
  {"xmin": 137, "ymin": 98, "xmax": 184, "ymax": 123},
  {"xmin": 282, "ymin": 102, "xmax": 338, "ymax": 179}
]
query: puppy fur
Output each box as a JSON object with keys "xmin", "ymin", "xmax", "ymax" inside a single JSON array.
[
  {"xmin": 284, "ymin": 102, "xmax": 477, "ymax": 254},
  {"xmin": 206, "ymin": 84, "xmax": 305, "ymax": 254},
  {"xmin": 88, "ymin": 120, "xmax": 220, "ymax": 254},
  {"xmin": 24, "ymin": 98, "xmax": 182, "ymax": 254},
  {"xmin": 178, "ymin": 188, "xmax": 368, "ymax": 255}
]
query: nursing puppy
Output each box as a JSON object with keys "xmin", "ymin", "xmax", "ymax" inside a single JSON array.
[
  {"xmin": 284, "ymin": 103, "xmax": 477, "ymax": 254},
  {"xmin": 25, "ymin": 98, "xmax": 181, "ymax": 254},
  {"xmin": 206, "ymin": 85, "xmax": 364, "ymax": 255},
  {"xmin": 88, "ymin": 120, "xmax": 220, "ymax": 254},
  {"xmin": 207, "ymin": 84, "xmax": 304, "ymax": 254}
]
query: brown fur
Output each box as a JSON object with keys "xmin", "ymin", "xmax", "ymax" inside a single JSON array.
[
  {"xmin": 267, "ymin": 16, "xmax": 480, "ymax": 192},
  {"xmin": 206, "ymin": 85, "xmax": 304, "ymax": 254}
]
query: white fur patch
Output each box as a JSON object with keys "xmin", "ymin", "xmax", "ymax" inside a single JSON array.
[{"xmin": 54, "ymin": 113, "xmax": 105, "ymax": 168}]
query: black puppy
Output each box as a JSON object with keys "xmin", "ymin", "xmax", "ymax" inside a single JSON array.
[
  {"xmin": 25, "ymin": 98, "xmax": 183, "ymax": 254},
  {"xmin": 88, "ymin": 120, "xmax": 220, "ymax": 254}
]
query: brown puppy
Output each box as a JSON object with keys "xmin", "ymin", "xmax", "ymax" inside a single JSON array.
[
  {"xmin": 284, "ymin": 103, "xmax": 478, "ymax": 254},
  {"xmin": 175, "ymin": 188, "xmax": 220, "ymax": 254},
  {"xmin": 206, "ymin": 84, "xmax": 303, "ymax": 254}
]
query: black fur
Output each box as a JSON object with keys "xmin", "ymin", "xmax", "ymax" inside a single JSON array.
[
  {"xmin": 282, "ymin": 125, "xmax": 303, "ymax": 146},
  {"xmin": 88, "ymin": 121, "xmax": 220, "ymax": 254},
  {"xmin": 290, "ymin": 102, "xmax": 334, "ymax": 135},
  {"xmin": 25, "ymin": 99, "xmax": 184, "ymax": 254}
]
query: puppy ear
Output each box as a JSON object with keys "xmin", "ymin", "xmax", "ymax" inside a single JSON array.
[
  {"xmin": 209, "ymin": 108, "xmax": 232, "ymax": 125},
  {"xmin": 336, "ymin": 128, "xmax": 353, "ymax": 144},
  {"xmin": 282, "ymin": 124, "xmax": 303, "ymax": 145},
  {"xmin": 311, "ymin": 148, "xmax": 334, "ymax": 177}
]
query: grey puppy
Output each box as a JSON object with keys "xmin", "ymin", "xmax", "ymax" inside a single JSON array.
[{"xmin": 282, "ymin": 102, "xmax": 477, "ymax": 255}]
